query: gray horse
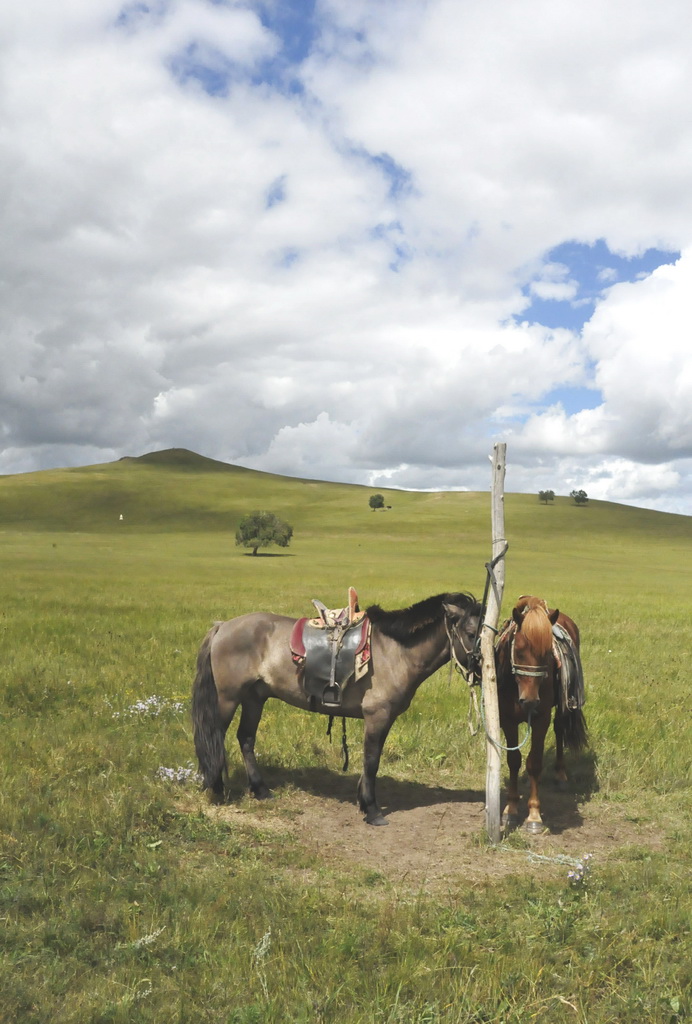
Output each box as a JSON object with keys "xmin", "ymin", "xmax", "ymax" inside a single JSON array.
[{"xmin": 192, "ymin": 592, "xmax": 481, "ymax": 825}]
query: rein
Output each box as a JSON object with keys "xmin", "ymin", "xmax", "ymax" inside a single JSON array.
[
  {"xmin": 472, "ymin": 541, "xmax": 509, "ymax": 677},
  {"xmin": 447, "ymin": 546, "xmax": 536, "ymax": 752},
  {"xmin": 445, "ymin": 615, "xmax": 475, "ymax": 680},
  {"xmin": 448, "ymin": 542, "xmax": 510, "ymax": 687},
  {"xmin": 456, "ymin": 614, "xmax": 533, "ymax": 751},
  {"xmin": 446, "ymin": 545, "xmax": 511, "ymax": 739},
  {"xmin": 480, "ymin": 697, "xmax": 533, "ymax": 752}
]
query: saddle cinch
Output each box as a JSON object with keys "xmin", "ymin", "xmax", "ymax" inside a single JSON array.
[{"xmin": 290, "ymin": 587, "xmax": 371, "ymax": 708}]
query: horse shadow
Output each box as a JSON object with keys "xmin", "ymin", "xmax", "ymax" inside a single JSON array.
[
  {"xmin": 226, "ymin": 761, "xmax": 485, "ymax": 816},
  {"xmin": 225, "ymin": 748, "xmax": 599, "ymax": 833},
  {"xmin": 506, "ymin": 748, "xmax": 600, "ymax": 834}
]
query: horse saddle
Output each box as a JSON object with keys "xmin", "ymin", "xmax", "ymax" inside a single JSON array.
[
  {"xmin": 290, "ymin": 587, "xmax": 371, "ymax": 708},
  {"xmin": 552, "ymin": 623, "xmax": 585, "ymax": 712}
]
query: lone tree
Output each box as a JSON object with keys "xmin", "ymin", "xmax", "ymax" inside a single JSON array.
[
  {"xmin": 570, "ymin": 489, "xmax": 589, "ymax": 506},
  {"xmin": 369, "ymin": 493, "xmax": 385, "ymax": 510},
  {"xmin": 538, "ymin": 489, "xmax": 555, "ymax": 504},
  {"xmin": 235, "ymin": 510, "xmax": 293, "ymax": 556}
]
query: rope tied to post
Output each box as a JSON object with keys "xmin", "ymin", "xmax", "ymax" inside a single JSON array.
[
  {"xmin": 473, "ymin": 541, "xmax": 532, "ymax": 752},
  {"xmin": 450, "ymin": 543, "xmax": 509, "ymax": 736}
]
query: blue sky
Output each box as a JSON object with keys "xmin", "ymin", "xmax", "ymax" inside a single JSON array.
[
  {"xmin": 164, "ymin": 0, "xmax": 320, "ymax": 93},
  {"xmin": 518, "ymin": 240, "xmax": 680, "ymax": 332},
  {"xmin": 2, "ymin": 0, "xmax": 692, "ymax": 514},
  {"xmin": 254, "ymin": 0, "xmax": 318, "ymax": 68}
]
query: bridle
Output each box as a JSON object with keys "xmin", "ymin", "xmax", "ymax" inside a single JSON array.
[
  {"xmin": 445, "ymin": 611, "xmax": 481, "ymax": 684},
  {"xmin": 510, "ymin": 635, "xmax": 550, "ymax": 679},
  {"xmin": 444, "ymin": 544, "xmax": 510, "ymax": 687},
  {"xmin": 508, "ymin": 596, "xmax": 554, "ymax": 681}
]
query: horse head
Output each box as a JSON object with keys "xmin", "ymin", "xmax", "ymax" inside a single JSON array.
[
  {"xmin": 509, "ymin": 595, "xmax": 559, "ymax": 712},
  {"xmin": 443, "ymin": 595, "xmax": 482, "ymax": 678}
]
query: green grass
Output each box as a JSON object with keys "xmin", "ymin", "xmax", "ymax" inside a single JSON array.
[{"xmin": 1, "ymin": 450, "xmax": 691, "ymax": 1023}]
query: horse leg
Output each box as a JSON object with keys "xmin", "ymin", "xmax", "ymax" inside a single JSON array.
[
  {"xmin": 357, "ymin": 710, "xmax": 393, "ymax": 826},
  {"xmin": 553, "ymin": 712, "xmax": 569, "ymax": 791},
  {"xmin": 236, "ymin": 691, "xmax": 272, "ymax": 799},
  {"xmin": 208, "ymin": 695, "xmax": 239, "ymax": 800},
  {"xmin": 524, "ymin": 714, "xmax": 550, "ymax": 833},
  {"xmin": 502, "ymin": 719, "xmax": 522, "ymax": 831},
  {"xmin": 202, "ymin": 698, "xmax": 238, "ymax": 802}
]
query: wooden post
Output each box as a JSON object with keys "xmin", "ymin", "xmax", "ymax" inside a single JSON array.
[{"xmin": 481, "ymin": 443, "xmax": 507, "ymax": 844}]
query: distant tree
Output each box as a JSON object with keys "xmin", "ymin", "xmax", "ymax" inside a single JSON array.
[
  {"xmin": 538, "ymin": 490, "xmax": 555, "ymax": 504},
  {"xmin": 235, "ymin": 511, "xmax": 293, "ymax": 556},
  {"xmin": 570, "ymin": 489, "xmax": 589, "ymax": 506},
  {"xmin": 369, "ymin": 494, "xmax": 385, "ymax": 510}
]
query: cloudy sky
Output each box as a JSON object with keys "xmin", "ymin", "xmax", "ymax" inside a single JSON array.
[{"xmin": 2, "ymin": 0, "xmax": 691, "ymax": 514}]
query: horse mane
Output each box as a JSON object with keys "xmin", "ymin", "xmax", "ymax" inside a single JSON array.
[
  {"xmin": 366, "ymin": 592, "xmax": 478, "ymax": 646},
  {"xmin": 515, "ymin": 595, "xmax": 553, "ymax": 656}
]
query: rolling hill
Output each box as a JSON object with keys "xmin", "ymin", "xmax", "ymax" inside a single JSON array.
[{"xmin": 0, "ymin": 448, "xmax": 689, "ymax": 549}]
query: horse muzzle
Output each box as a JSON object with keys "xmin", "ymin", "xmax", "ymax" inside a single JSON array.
[{"xmin": 518, "ymin": 696, "xmax": 541, "ymax": 715}]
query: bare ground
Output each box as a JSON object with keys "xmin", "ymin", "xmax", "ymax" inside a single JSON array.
[{"xmin": 193, "ymin": 764, "xmax": 664, "ymax": 893}]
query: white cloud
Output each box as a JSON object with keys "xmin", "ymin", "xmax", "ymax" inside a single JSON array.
[
  {"xmin": 241, "ymin": 412, "xmax": 362, "ymax": 483},
  {"xmin": 510, "ymin": 253, "xmax": 692, "ymax": 463},
  {"xmin": 530, "ymin": 280, "xmax": 578, "ymax": 302},
  {"xmin": 585, "ymin": 256, "xmax": 692, "ymax": 454},
  {"xmin": 525, "ymin": 261, "xmax": 579, "ymax": 302},
  {"xmin": 584, "ymin": 458, "xmax": 681, "ymax": 503},
  {"xmin": 1, "ymin": 0, "xmax": 692, "ymax": 514}
]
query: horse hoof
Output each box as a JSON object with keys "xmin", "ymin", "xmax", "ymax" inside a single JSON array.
[
  {"xmin": 251, "ymin": 786, "xmax": 273, "ymax": 800},
  {"xmin": 524, "ymin": 820, "xmax": 545, "ymax": 835},
  {"xmin": 365, "ymin": 812, "xmax": 388, "ymax": 826},
  {"xmin": 502, "ymin": 814, "xmax": 521, "ymax": 832}
]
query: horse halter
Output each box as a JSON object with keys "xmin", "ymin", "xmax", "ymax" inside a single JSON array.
[
  {"xmin": 509, "ymin": 597, "xmax": 553, "ymax": 680},
  {"xmin": 510, "ymin": 635, "xmax": 550, "ymax": 679},
  {"xmin": 445, "ymin": 613, "xmax": 479, "ymax": 683}
]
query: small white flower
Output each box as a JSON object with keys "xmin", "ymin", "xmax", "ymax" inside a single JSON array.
[
  {"xmin": 156, "ymin": 763, "xmax": 201, "ymax": 784},
  {"xmin": 133, "ymin": 926, "xmax": 165, "ymax": 949},
  {"xmin": 113, "ymin": 694, "xmax": 185, "ymax": 719},
  {"xmin": 568, "ymin": 852, "xmax": 593, "ymax": 887},
  {"xmin": 252, "ymin": 928, "xmax": 272, "ymax": 966}
]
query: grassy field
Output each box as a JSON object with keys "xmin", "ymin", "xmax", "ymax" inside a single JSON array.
[{"xmin": 1, "ymin": 450, "xmax": 690, "ymax": 1023}]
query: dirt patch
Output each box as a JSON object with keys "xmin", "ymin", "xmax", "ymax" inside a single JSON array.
[{"xmin": 196, "ymin": 767, "xmax": 664, "ymax": 893}]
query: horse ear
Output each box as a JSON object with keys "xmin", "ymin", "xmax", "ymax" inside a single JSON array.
[
  {"xmin": 512, "ymin": 606, "xmax": 523, "ymax": 627},
  {"xmin": 443, "ymin": 601, "xmax": 462, "ymax": 621},
  {"xmin": 549, "ymin": 607, "xmax": 560, "ymax": 624}
]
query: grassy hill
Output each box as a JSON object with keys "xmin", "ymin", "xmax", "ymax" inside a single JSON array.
[
  {"xmin": 1, "ymin": 446, "xmax": 689, "ymax": 539},
  {"xmin": 1, "ymin": 446, "xmax": 689, "ymax": 604}
]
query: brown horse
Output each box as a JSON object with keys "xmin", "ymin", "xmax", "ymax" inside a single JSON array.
[
  {"xmin": 192, "ymin": 592, "xmax": 481, "ymax": 825},
  {"xmin": 495, "ymin": 595, "xmax": 587, "ymax": 833}
]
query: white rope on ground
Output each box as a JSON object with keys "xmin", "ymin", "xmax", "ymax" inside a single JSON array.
[{"xmin": 497, "ymin": 847, "xmax": 586, "ymax": 869}]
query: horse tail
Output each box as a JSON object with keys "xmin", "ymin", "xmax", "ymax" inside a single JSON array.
[
  {"xmin": 561, "ymin": 707, "xmax": 588, "ymax": 753},
  {"xmin": 191, "ymin": 624, "xmax": 227, "ymax": 796}
]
